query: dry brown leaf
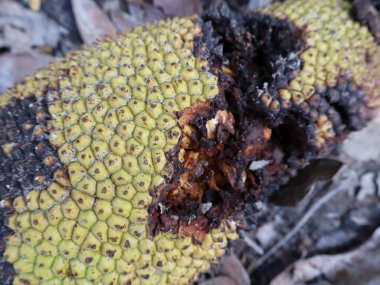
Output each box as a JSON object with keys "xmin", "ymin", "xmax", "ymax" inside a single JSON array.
[
  {"xmin": 218, "ymin": 254, "xmax": 251, "ymax": 285},
  {"xmin": 248, "ymin": 0, "xmax": 273, "ymax": 9},
  {"xmin": 41, "ymin": 0, "xmax": 82, "ymax": 42},
  {"xmin": 0, "ymin": 51, "xmax": 53, "ymax": 92},
  {"xmin": 0, "ymin": 1, "xmax": 65, "ymax": 53},
  {"xmin": 199, "ymin": 276, "xmax": 238, "ymax": 285},
  {"xmin": 153, "ymin": 0, "xmax": 201, "ymax": 17},
  {"xmin": 96, "ymin": 0, "xmax": 121, "ymax": 12},
  {"xmin": 344, "ymin": 113, "xmax": 380, "ymax": 162},
  {"xmin": 72, "ymin": 0, "xmax": 117, "ymax": 44},
  {"xmin": 110, "ymin": 2, "xmax": 165, "ymax": 32},
  {"xmin": 143, "ymin": 2, "xmax": 165, "ymax": 22},
  {"xmin": 110, "ymin": 10, "xmax": 143, "ymax": 32},
  {"xmin": 270, "ymin": 227, "xmax": 380, "ymax": 285}
]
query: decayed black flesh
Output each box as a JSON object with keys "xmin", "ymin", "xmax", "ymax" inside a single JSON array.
[
  {"xmin": 0, "ymin": 6, "xmax": 378, "ymax": 285},
  {"xmin": 148, "ymin": 3, "xmax": 310, "ymax": 240},
  {"xmin": 148, "ymin": 2, "xmax": 377, "ymax": 241},
  {"xmin": 0, "ymin": 96, "xmax": 63, "ymax": 284}
]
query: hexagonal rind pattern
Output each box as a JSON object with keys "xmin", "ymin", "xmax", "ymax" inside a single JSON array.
[
  {"xmin": 263, "ymin": 0, "xmax": 380, "ymax": 148},
  {"xmin": 3, "ymin": 17, "xmax": 237, "ymax": 285},
  {"xmin": 3, "ymin": 1, "xmax": 380, "ymax": 284}
]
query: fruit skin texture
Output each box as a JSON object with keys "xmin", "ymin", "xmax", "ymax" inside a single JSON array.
[
  {"xmin": 0, "ymin": 17, "xmax": 237, "ymax": 285},
  {"xmin": 261, "ymin": 0, "xmax": 380, "ymax": 149},
  {"xmin": 0, "ymin": 1, "xmax": 379, "ymax": 285}
]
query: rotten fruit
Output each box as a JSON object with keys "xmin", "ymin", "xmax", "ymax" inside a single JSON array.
[{"xmin": 0, "ymin": 0, "xmax": 379, "ymax": 284}]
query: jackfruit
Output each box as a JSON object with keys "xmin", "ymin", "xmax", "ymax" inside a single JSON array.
[{"xmin": 0, "ymin": 0, "xmax": 379, "ymax": 285}]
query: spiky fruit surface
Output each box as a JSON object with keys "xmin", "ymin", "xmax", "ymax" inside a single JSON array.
[{"xmin": 0, "ymin": 1, "xmax": 379, "ymax": 285}]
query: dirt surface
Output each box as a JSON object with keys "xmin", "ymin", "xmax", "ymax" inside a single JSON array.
[{"xmin": 1, "ymin": 1, "xmax": 380, "ymax": 285}]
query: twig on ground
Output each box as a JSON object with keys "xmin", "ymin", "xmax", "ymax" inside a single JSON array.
[
  {"xmin": 247, "ymin": 168, "xmax": 355, "ymax": 272},
  {"xmin": 240, "ymin": 231, "xmax": 264, "ymax": 256}
]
